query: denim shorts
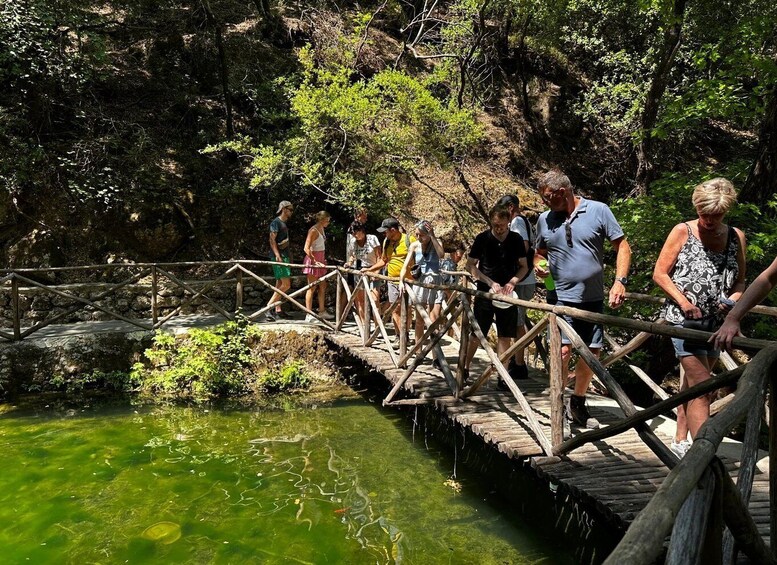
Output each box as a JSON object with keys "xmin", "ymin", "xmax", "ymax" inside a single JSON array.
[{"xmin": 671, "ymin": 324, "xmax": 720, "ymax": 358}]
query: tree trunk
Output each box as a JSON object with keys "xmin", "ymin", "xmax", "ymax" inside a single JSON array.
[
  {"xmin": 202, "ymin": 0, "xmax": 233, "ymax": 138},
  {"xmin": 633, "ymin": 0, "xmax": 688, "ymax": 196},
  {"xmin": 741, "ymin": 84, "xmax": 777, "ymax": 212}
]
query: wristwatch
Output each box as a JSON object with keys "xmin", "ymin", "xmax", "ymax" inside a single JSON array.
[{"xmin": 615, "ymin": 276, "xmax": 629, "ymax": 286}]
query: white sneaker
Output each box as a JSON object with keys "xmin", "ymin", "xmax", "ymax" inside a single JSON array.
[
  {"xmin": 304, "ymin": 314, "xmax": 316, "ymax": 323},
  {"xmin": 319, "ymin": 310, "xmax": 334, "ymax": 320},
  {"xmin": 670, "ymin": 439, "xmax": 692, "ymax": 458}
]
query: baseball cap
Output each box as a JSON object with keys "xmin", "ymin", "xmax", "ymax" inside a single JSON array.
[
  {"xmin": 276, "ymin": 200, "xmax": 293, "ymax": 214},
  {"xmin": 377, "ymin": 218, "xmax": 400, "ymax": 233}
]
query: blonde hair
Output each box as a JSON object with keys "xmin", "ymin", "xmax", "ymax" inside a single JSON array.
[
  {"xmin": 314, "ymin": 210, "xmax": 331, "ymax": 223},
  {"xmin": 692, "ymin": 178, "xmax": 737, "ymax": 215}
]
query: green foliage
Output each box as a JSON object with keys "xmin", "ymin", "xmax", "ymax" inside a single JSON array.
[
  {"xmin": 208, "ymin": 32, "xmax": 483, "ymax": 212},
  {"xmin": 257, "ymin": 360, "xmax": 311, "ymax": 393},
  {"xmin": 611, "ymin": 164, "xmax": 777, "ymax": 326},
  {"xmin": 131, "ymin": 316, "xmax": 263, "ymax": 401},
  {"xmin": 50, "ymin": 370, "xmax": 132, "ymax": 394}
]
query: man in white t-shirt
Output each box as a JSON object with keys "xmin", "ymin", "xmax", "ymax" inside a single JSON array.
[{"xmin": 497, "ymin": 195, "xmax": 535, "ymax": 380}]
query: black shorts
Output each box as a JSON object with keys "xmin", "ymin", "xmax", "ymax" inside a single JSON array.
[
  {"xmin": 548, "ymin": 296, "xmax": 604, "ymax": 348},
  {"xmin": 473, "ymin": 297, "xmax": 518, "ymax": 339}
]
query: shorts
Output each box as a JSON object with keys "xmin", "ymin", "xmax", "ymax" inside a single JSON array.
[
  {"xmin": 272, "ymin": 252, "xmax": 291, "ymax": 280},
  {"xmin": 515, "ymin": 284, "xmax": 534, "ymax": 326},
  {"xmin": 412, "ymin": 273, "xmax": 443, "ymax": 306},
  {"xmin": 671, "ymin": 324, "xmax": 720, "ymax": 358},
  {"xmin": 549, "ymin": 297, "xmax": 604, "ymax": 348},
  {"xmin": 388, "ymin": 281, "xmax": 401, "ymax": 303},
  {"xmin": 473, "ymin": 296, "xmax": 518, "ymax": 339},
  {"xmin": 303, "ymin": 250, "xmax": 327, "ymax": 278}
]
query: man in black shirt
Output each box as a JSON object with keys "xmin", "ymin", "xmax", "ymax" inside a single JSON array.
[{"xmin": 463, "ymin": 205, "xmax": 529, "ymax": 387}]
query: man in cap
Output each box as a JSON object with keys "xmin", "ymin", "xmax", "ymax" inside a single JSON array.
[
  {"xmin": 264, "ymin": 200, "xmax": 294, "ymax": 321},
  {"xmin": 364, "ymin": 218, "xmax": 416, "ymax": 343}
]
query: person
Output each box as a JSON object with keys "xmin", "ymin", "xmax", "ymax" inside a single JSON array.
[
  {"xmin": 302, "ymin": 211, "xmax": 334, "ymax": 322},
  {"xmin": 399, "ymin": 220, "xmax": 445, "ymax": 353},
  {"xmin": 345, "ymin": 221, "xmax": 381, "ymax": 326},
  {"xmin": 653, "ymin": 178, "xmax": 745, "ymax": 457},
  {"xmin": 462, "ymin": 205, "xmax": 529, "ymax": 388},
  {"xmin": 344, "ymin": 208, "xmax": 368, "ymax": 292},
  {"xmin": 265, "ymin": 200, "xmax": 294, "ymax": 322},
  {"xmin": 440, "ymin": 242, "xmax": 466, "ymax": 339},
  {"xmin": 497, "ymin": 194, "xmax": 535, "ymax": 380},
  {"xmin": 365, "ymin": 218, "xmax": 416, "ymax": 344},
  {"xmin": 713, "ymin": 256, "xmax": 777, "ymax": 350},
  {"xmin": 534, "ymin": 169, "xmax": 632, "ymax": 430}
]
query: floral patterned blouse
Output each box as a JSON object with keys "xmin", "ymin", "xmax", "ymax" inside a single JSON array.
[{"xmin": 664, "ymin": 224, "xmax": 739, "ymax": 324}]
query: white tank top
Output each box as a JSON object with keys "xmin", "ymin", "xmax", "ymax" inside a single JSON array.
[{"xmin": 310, "ymin": 227, "xmax": 326, "ymax": 252}]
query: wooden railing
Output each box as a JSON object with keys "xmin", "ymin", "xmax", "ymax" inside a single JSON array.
[{"xmin": 3, "ymin": 260, "xmax": 777, "ymax": 561}]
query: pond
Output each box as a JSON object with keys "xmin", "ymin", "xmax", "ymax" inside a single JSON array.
[{"xmin": 0, "ymin": 395, "xmax": 573, "ymax": 564}]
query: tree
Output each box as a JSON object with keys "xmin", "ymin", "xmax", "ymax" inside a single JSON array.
[{"xmin": 742, "ymin": 84, "xmax": 777, "ymax": 212}]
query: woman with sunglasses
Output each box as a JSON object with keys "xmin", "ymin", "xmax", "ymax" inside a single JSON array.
[{"xmin": 652, "ymin": 178, "xmax": 746, "ymax": 458}]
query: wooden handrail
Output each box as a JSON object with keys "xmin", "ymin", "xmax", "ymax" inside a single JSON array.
[{"xmin": 604, "ymin": 345, "xmax": 777, "ymax": 565}]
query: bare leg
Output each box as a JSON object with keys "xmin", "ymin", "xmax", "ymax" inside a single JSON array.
[
  {"xmin": 675, "ymin": 366, "xmax": 689, "ymax": 443},
  {"xmin": 679, "ymin": 355, "xmax": 713, "ymax": 439},
  {"xmin": 267, "ymin": 278, "xmax": 291, "ymax": 311},
  {"xmin": 305, "ymin": 275, "xmax": 316, "ymax": 312},
  {"xmin": 513, "ymin": 324, "xmax": 528, "ymax": 365},
  {"xmin": 317, "ymin": 279, "xmax": 327, "ymax": 313},
  {"xmin": 573, "ymin": 347, "xmax": 601, "ymax": 396}
]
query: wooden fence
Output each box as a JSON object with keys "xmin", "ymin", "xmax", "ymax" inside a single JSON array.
[{"xmin": 2, "ymin": 260, "xmax": 777, "ymax": 562}]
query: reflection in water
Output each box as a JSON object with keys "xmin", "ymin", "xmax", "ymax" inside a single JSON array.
[{"xmin": 0, "ymin": 399, "xmax": 571, "ymax": 564}]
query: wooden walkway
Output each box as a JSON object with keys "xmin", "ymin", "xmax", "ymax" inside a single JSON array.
[{"xmin": 327, "ymin": 329, "xmax": 772, "ymax": 557}]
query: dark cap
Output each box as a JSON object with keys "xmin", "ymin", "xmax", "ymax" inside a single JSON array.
[{"xmin": 377, "ymin": 218, "xmax": 400, "ymax": 233}]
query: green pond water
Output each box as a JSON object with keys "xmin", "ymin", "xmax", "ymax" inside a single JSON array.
[{"xmin": 0, "ymin": 396, "xmax": 572, "ymax": 564}]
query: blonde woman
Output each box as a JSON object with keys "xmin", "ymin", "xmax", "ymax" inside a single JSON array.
[
  {"xmin": 652, "ymin": 178, "xmax": 746, "ymax": 457},
  {"xmin": 302, "ymin": 211, "xmax": 333, "ymax": 321}
]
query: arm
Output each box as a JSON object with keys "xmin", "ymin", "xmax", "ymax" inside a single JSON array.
[
  {"xmin": 269, "ymin": 231, "xmax": 281, "ymax": 262},
  {"xmin": 303, "ymin": 228, "xmax": 320, "ymax": 263},
  {"xmin": 504, "ymin": 257, "xmax": 529, "ymax": 294},
  {"xmin": 652, "ymin": 225, "xmax": 702, "ymax": 319},
  {"xmin": 713, "ymin": 255, "xmax": 777, "ymax": 350},
  {"xmin": 727, "ymin": 228, "xmax": 747, "ymax": 303},
  {"xmin": 399, "ymin": 241, "xmax": 419, "ymax": 281},
  {"xmin": 467, "ymin": 257, "xmax": 504, "ymax": 294},
  {"xmin": 608, "ymin": 236, "xmax": 631, "ymax": 308},
  {"xmin": 427, "ymin": 224, "xmax": 445, "ymax": 260},
  {"xmin": 363, "ymin": 240, "xmax": 387, "ymax": 273}
]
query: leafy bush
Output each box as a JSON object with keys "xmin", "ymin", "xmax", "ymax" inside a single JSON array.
[
  {"xmin": 257, "ymin": 360, "xmax": 311, "ymax": 393},
  {"xmin": 131, "ymin": 316, "xmax": 263, "ymax": 401}
]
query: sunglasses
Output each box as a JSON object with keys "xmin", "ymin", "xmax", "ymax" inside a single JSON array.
[{"xmin": 565, "ymin": 221, "xmax": 573, "ymax": 248}]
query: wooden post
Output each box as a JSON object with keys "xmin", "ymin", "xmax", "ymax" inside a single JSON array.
[
  {"xmin": 666, "ymin": 468, "xmax": 716, "ymax": 565},
  {"xmin": 335, "ymin": 272, "xmax": 343, "ymax": 328},
  {"xmin": 11, "ymin": 274, "xmax": 20, "ymax": 340},
  {"xmin": 363, "ymin": 276, "xmax": 372, "ymax": 346},
  {"xmin": 456, "ymin": 294, "xmax": 469, "ymax": 397},
  {"xmin": 771, "ymin": 368, "xmax": 777, "ymax": 558},
  {"xmin": 722, "ymin": 374, "xmax": 767, "ymax": 564},
  {"xmin": 549, "ymin": 313, "xmax": 564, "ymax": 447},
  {"xmin": 399, "ymin": 285, "xmax": 408, "ymax": 367},
  {"xmin": 151, "ymin": 265, "xmax": 159, "ymax": 326},
  {"xmin": 235, "ymin": 268, "xmax": 243, "ymax": 313}
]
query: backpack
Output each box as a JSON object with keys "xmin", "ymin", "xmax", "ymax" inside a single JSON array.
[{"xmin": 518, "ymin": 215, "xmax": 535, "ymax": 282}]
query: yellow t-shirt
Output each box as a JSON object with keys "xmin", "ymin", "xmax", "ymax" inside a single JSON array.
[{"xmin": 384, "ymin": 234, "xmax": 416, "ymax": 278}]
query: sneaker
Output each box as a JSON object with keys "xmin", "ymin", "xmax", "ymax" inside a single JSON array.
[
  {"xmin": 263, "ymin": 311, "xmax": 277, "ymax": 322},
  {"xmin": 304, "ymin": 314, "xmax": 316, "ymax": 323},
  {"xmin": 568, "ymin": 394, "xmax": 600, "ymax": 429},
  {"xmin": 670, "ymin": 439, "xmax": 692, "ymax": 459},
  {"xmin": 319, "ymin": 310, "xmax": 334, "ymax": 320},
  {"xmin": 276, "ymin": 310, "xmax": 291, "ymax": 319},
  {"xmin": 507, "ymin": 360, "xmax": 529, "ymax": 380},
  {"xmin": 432, "ymin": 358, "xmax": 442, "ymax": 371},
  {"xmin": 497, "ymin": 378, "xmax": 510, "ymax": 391}
]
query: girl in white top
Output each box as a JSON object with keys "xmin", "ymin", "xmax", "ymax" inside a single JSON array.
[
  {"xmin": 303, "ymin": 211, "xmax": 333, "ymax": 321},
  {"xmin": 346, "ymin": 221, "xmax": 381, "ymax": 326}
]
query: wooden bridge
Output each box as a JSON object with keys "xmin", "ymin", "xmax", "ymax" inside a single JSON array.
[{"xmin": 2, "ymin": 260, "xmax": 777, "ymax": 564}]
